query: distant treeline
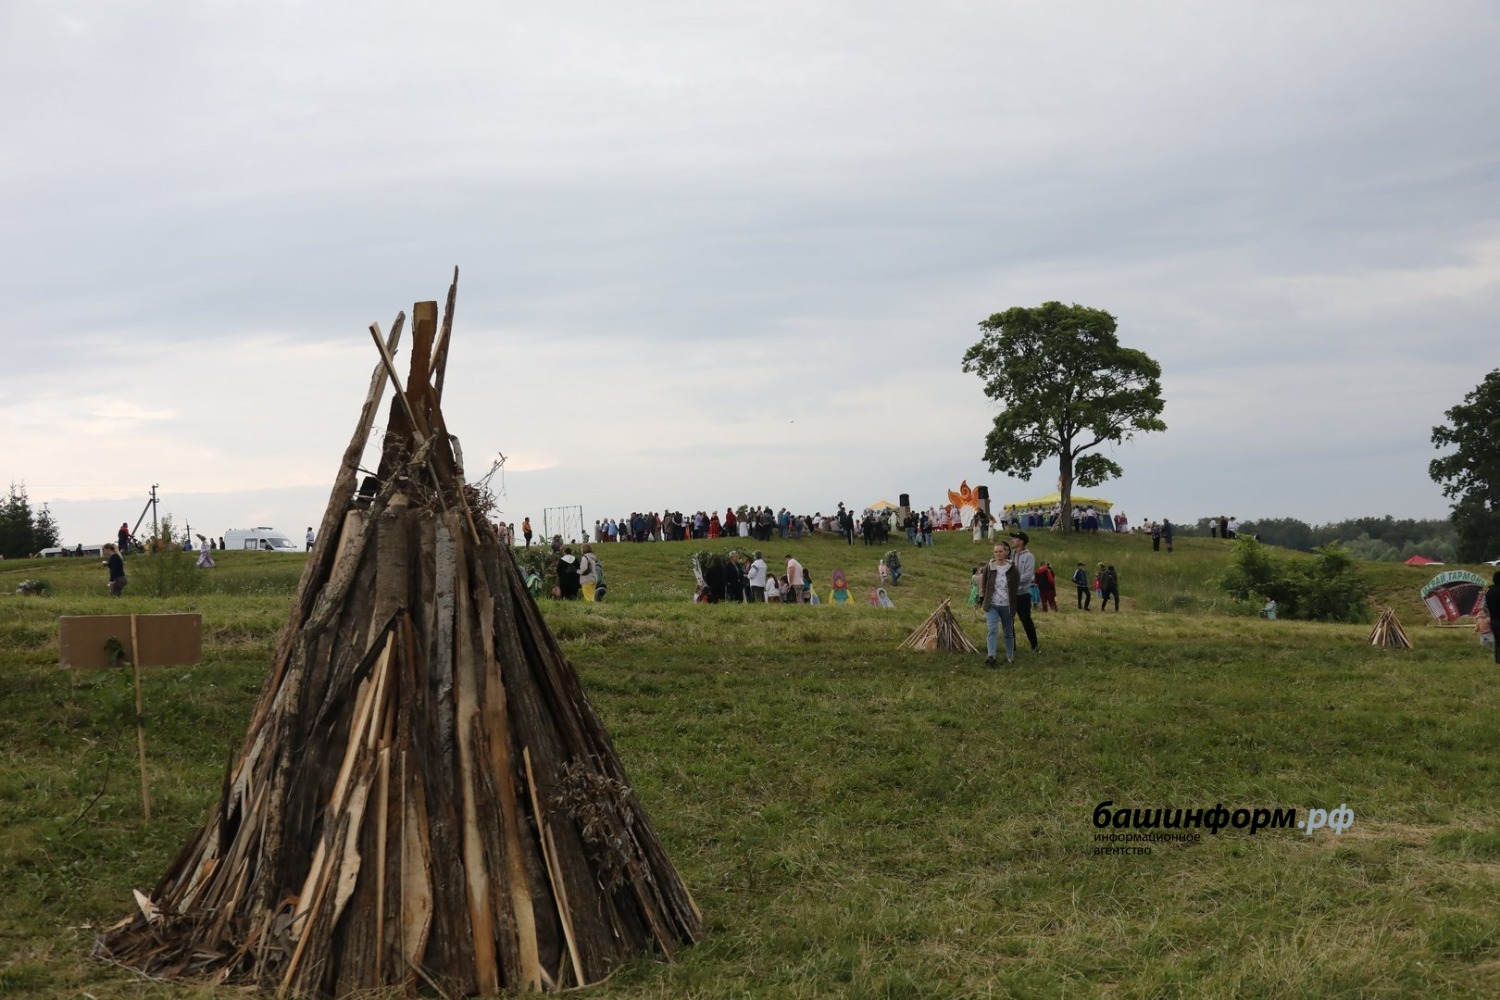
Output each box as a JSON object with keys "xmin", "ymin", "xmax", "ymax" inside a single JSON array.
[{"xmin": 1176, "ymin": 516, "xmax": 1458, "ymax": 563}]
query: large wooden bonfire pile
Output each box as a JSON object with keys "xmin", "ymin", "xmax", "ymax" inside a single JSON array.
[
  {"xmin": 99, "ymin": 273, "xmax": 701, "ymax": 996},
  {"xmin": 899, "ymin": 599, "xmax": 979, "ymax": 653}
]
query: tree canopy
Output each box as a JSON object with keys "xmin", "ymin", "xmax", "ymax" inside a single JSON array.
[
  {"xmin": 1430, "ymin": 369, "xmax": 1500, "ymax": 561},
  {"xmin": 961, "ymin": 302, "xmax": 1166, "ymax": 528},
  {"xmin": 0, "ymin": 483, "xmax": 60, "ymax": 559}
]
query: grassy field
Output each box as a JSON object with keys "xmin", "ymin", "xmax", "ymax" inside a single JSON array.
[{"xmin": 1, "ymin": 530, "xmax": 1498, "ymax": 998}]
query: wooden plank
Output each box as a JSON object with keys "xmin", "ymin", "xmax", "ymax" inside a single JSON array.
[
  {"xmin": 130, "ymin": 615, "xmax": 151, "ymax": 822},
  {"xmin": 475, "ymin": 583, "xmax": 543, "ymax": 989},
  {"xmin": 525, "ymin": 747, "xmax": 583, "ymax": 987},
  {"xmin": 373, "ymin": 742, "xmax": 392, "ymax": 982},
  {"xmin": 414, "ymin": 518, "xmax": 476, "ymax": 997},
  {"xmin": 449, "ymin": 523, "xmax": 499, "ymax": 993},
  {"xmin": 288, "ymin": 636, "xmax": 390, "ymax": 944},
  {"xmin": 430, "ymin": 268, "xmax": 459, "ymax": 401},
  {"xmin": 409, "ymin": 301, "xmax": 438, "ymax": 399},
  {"xmin": 398, "ymin": 747, "xmax": 433, "ymax": 988},
  {"xmin": 59, "ymin": 614, "xmax": 202, "ymax": 670},
  {"xmin": 367, "ymin": 324, "xmax": 431, "ymax": 461}
]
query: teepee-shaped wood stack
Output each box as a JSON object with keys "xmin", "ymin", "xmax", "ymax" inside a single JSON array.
[
  {"xmin": 99, "ymin": 272, "xmax": 701, "ymax": 997},
  {"xmin": 1368, "ymin": 607, "xmax": 1413, "ymax": 649},
  {"xmin": 899, "ymin": 599, "xmax": 979, "ymax": 653}
]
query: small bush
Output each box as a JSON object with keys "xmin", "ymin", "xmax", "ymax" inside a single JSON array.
[
  {"xmin": 514, "ymin": 545, "xmax": 558, "ymax": 595},
  {"xmin": 136, "ymin": 516, "xmax": 202, "ymax": 598}
]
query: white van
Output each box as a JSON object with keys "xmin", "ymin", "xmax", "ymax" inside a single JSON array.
[
  {"xmin": 40, "ymin": 543, "xmax": 107, "ymax": 558},
  {"xmin": 224, "ymin": 527, "xmax": 303, "ymax": 552}
]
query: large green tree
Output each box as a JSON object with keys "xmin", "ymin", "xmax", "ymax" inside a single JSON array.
[
  {"xmin": 1430, "ymin": 369, "xmax": 1500, "ymax": 561},
  {"xmin": 961, "ymin": 302, "xmax": 1166, "ymax": 530},
  {"xmin": 0, "ymin": 482, "xmax": 59, "ymax": 559}
]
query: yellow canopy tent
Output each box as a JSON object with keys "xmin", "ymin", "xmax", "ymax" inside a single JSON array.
[
  {"xmin": 866, "ymin": 499, "xmax": 899, "ymax": 510},
  {"xmin": 1004, "ymin": 492, "xmax": 1113, "ymax": 513}
]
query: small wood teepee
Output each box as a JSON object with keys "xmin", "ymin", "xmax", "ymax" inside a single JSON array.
[
  {"xmin": 899, "ymin": 599, "xmax": 979, "ymax": 653},
  {"xmin": 99, "ymin": 271, "xmax": 701, "ymax": 996},
  {"xmin": 1368, "ymin": 607, "xmax": 1413, "ymax": 649}
]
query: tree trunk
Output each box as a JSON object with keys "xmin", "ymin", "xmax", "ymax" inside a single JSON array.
[{"xmin": 1057, "ymin": 451, "xmax": 1074, "ymax": 533}]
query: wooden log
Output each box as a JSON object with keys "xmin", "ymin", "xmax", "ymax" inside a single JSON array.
[
  {"xmin": 129, "ymin": 614, "xmax": 151, "ymax": 822},
  {"xmin": 409, "ymin": 300, "xmax": 438, "ymax": 401}
]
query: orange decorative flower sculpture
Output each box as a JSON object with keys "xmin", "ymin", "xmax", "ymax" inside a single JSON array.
[{"xmin": 947, "ymin": 480, "xmax": 977, "ymax": 509}]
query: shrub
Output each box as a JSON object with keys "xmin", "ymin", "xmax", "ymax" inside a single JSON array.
[
  {"xmin": 136, "ymin": 517, "xmax": 202, "ymax": 598},
  {"xmin": 1219, "ymin": 538, "xmax": 1370, "ymax": 622},
  {"xmin": 513, "ymin": 545, "xmax": 557, "ymax": 595}
]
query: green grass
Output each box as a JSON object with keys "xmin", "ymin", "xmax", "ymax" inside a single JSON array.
[{"xmin": 1, "ymin": 532, "xmax": 1498, "ymax": 998}]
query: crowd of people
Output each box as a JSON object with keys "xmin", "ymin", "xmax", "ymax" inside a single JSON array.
[
  {"xmin": 1007, "ymin": 504, "xmax": 1121, "ymax": 533},
  {"xmin": 688, "ymin": 549, "xmax": 898, "ymax": 607},
  {"xmin": 504, "ymin": 502, "xmax": 975, "ymax": 550},
  {"xmin": 501, "ymin": 500, "xmax": 1194, "ymax": 622},
  {"xmin": 1208, "ymin": 515, "xmax": 1241, "ymax": 539}
]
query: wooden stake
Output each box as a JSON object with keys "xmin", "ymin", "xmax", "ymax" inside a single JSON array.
[
  {"xmin": 129, "ymin": 614, "xmax": 151, "ymax": 822},
  {"xmin": 429, "ymin": 267, "xmax": 459, "ymax": 401},
  {"xmin": 367, "ymin": 324, "xmax": 430, "ymax": 458}
]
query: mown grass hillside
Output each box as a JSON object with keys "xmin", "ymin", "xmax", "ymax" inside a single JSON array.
[{"xmin": 1, "ymin": 531, "xmax": 1497, "ymax": 998}]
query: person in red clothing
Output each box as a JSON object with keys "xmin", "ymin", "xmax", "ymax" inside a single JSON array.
[{"xmin": 1037, "ymin": 561, "xmax": 1058, "ymax": 612}]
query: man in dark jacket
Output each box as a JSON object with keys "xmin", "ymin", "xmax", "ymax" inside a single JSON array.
[
  {"xmin": 1487, "ymin": 572, "xmax": 1500, "ymax": 665},
  {"xmin": 1072, "ymin": 561, "xmax": 1090, "ymax": 610},
  {"xmin": 725, "ymin": 552, "xmax": 747, "ymax": 603},
  {"xmin": 1100, "ymin": 565, "xmax": 1120, "ymax": 612}
]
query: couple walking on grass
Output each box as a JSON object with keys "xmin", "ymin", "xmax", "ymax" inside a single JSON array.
[{"xmin": 979, "ymin": 530, "xmax": 1042, "ymax": 666}]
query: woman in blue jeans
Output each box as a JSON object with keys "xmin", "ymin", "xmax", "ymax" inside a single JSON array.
[{"xmin": 979, "ymin": 541, "xmax": 1021, "ymax": 667}]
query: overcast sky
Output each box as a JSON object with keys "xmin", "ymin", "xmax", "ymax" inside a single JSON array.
[{"xmin": 4, "ymin": 1, "xmax": 1497, "ymax": 547}]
